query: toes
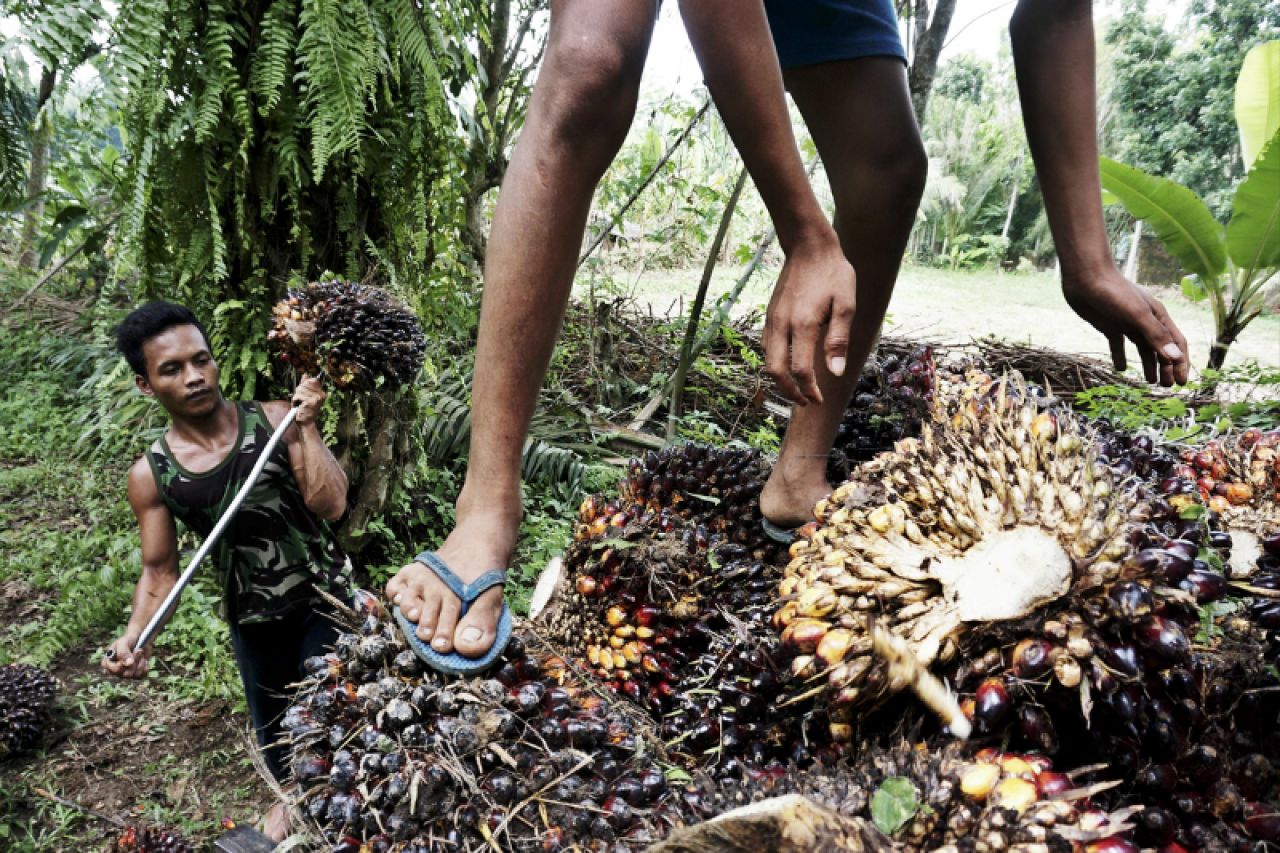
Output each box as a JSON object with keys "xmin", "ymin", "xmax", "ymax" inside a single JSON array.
[
  {"xmin": 432, "ymin": 597, "xmax": 462, "ymax": 654},
  {"xmin": 454, "ymin": 589, "xmax": 504, "ymax": 657},
  {"xmin": 414, "ymin": 596, "xmax": 442, "ymax": 643}
]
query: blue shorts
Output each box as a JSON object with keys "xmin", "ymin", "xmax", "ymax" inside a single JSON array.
[{"xmin": 764, "ymin": 0, "xmax": 907, "ymax": 69}]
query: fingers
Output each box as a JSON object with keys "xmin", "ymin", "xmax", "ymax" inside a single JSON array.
[
  {"xmin": 103, "ymin": 638, "xmax": 149, "ymax": 679},
  {"xmin": 1137, "ymin": 343, "xmax": 1158, "ymax": 384},
  {"xmin": 764, "ymin": 314, "xmax": 806, "ymax": 406},
  {"xmin": 1108, "ymin": 335, "xmax": 1127, "ymax": 372},
  {"xmin": 1148, "ymin": 298, "xmax": 1190, "ymax": 385},
  {"xmin": 790, "ymin": 319, "xmax": 823, "ymax": 406},
  {"xmin": 825, "ymin": 294, "xmax": 856, "ymax": 377}
]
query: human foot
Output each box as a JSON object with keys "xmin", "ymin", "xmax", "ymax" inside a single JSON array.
[
  {"xmin": 759, "ymin": 465, "xmax": 831, "ymax": 530},
  {"xmin": 387, "ymin": 500, "xmax": 519, "ymax": 658}
]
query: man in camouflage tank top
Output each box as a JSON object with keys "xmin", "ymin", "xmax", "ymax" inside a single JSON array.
[{"xmin": 101, "ymin": 301, "xmax": 354, "ymax": 841}]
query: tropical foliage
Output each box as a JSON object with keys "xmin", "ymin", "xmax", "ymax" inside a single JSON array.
[{"xmin": 1100, "ymin": 40, "xmax": 1280, "ymax": 369}]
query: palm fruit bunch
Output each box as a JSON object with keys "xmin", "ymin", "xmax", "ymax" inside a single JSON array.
[
  {"xmin": 108, "ymin": 825, "xmax": 197, "ymax": 853},
  {"xmin": 534, "ymin": 444, "xmax": 826, "ymax": 771},
  {"xmin": 268, "ymin": 279, "xmax": 426, "ymax": 391},
  {"xmin": 775, "ymin": 369, "xmax": 1151, "ymax": 741},
  {"xmin": 826, "ymin": 345, "xmax": 938, "ymax": 481},
  {"xmin": 0, "ymin": 662, "xmax": 58, "ymax": 759},
  {"xmin": 283, "ymin": 591, "xmax": 683, "ymax": 852},
  {"xmin": 674, "ymin": 738, "xmax": 1145, "ymax": 852}
]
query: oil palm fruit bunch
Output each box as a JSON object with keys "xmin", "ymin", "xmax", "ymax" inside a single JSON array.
[
  {"xmin": 827, "ymin": 346, "xmax": 938, "ymax": 482},
  {"xmin": 0, "ymin": 662, "xmax": 57, "ymax": 759},
  {"xmin": 268, "ymin": 280, "xmax": 426, "ymax": 391},
  {"xmin": 612, "ymin": 444, "xmax": 778, "ymax": 546},
  {"xmin": 776, "ymin": 370, "xmax": 1151, "ymax": 741},
  {"xmin": 284, "ymin": 591, "xmax": 681, "ymax": 851},
  {"xmin": 108, "ymin": 825, "xmax": 197, "ymax": 853},
  {"xmin": 675, "ymin": 738, "xmax": 1142, "ymax": 852},
  {"xmin": 534, "ymin": 444, "xmax": 820, "ymax": 771}
]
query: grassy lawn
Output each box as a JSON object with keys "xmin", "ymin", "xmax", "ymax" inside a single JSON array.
[{"xmin": 584, "ymin": 263, "xmax": 1280, "ymax": 375}]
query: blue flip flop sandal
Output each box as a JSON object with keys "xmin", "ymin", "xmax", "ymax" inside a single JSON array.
[
  {"xmin": 393, "ymin": 551, "xmax": 514, "ymax": 676},
  {"xmin": 761, "ymin": 518, "xmax": 800, "ymax": 545}
]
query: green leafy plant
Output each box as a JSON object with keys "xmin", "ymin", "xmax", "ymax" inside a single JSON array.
[
  {"xmin": 871, "ymin": 776, "xmax": 927, "ymax": 835},
  {"xmin": 1100, "ymin": 40, "xmax": 1280, "ymax": 370}
]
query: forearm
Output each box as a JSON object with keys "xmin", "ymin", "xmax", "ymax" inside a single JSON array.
[
  {"xmin": 295, "ymin": 424, "xmax": 348, "ymax": 520},
  {"xmin": 678, "ymin": 0, "xmax": 835, "ymax": 253},
  {"xmin": 1010, "ymin": 0, "xmax": 1114, "ymax": 278},
  {"xmin": 124, "ymin": 566, "xmax": 179, "ymax": 639}
]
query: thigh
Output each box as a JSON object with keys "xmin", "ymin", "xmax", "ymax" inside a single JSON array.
[{"xmin": 785, "ymin": 57, "xmax": 920, "ymax": 191}]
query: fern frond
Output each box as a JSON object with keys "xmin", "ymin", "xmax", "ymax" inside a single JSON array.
[
  {"xmin": 22, "ymin": 0, "xmax": 103, "ymax": 70},
  {"xmin": 296, "ymin": 0, "xmax": 376, "ymax": 181},
  {"xmin": 250, "ymin": 0, "xmax": 298, "ymax": 115}
]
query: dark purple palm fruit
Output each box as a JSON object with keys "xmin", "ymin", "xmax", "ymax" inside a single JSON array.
[
  {"xmin": 269, "ymin": 280, "xmax": 426, "ymax": 391},
  {"xmin": 0, "ymin": 662, "xmax": 58, "ymax": 759},
  {"xmin": 827, "ymin": 345, "xmax": 937, "ymax": 481}
]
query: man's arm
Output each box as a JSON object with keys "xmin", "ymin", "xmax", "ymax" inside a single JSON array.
[
  {"xmin": 1010, "ymin": 0, "xmax": 1189, "ymax": 386},
  {"xmin": 677, "ymin": 0, "xmax": 857, "ymax": 406},
  {"xmin": 102, "ymin": 459, "xmax": 180, "ymax": 678},
  {"xmin": 266, "ymin": 376, "xmax": 348, "ymax": 522}
]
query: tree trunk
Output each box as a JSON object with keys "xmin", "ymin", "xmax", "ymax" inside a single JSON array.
[
  {"xmin": 1123, "ymin": 219, "xmax": 1142, "ymax": 282},
  {"xmin": 339, "ymin": 394, "xmax": 400, "ymax": 554},
  {"xmin": 17, "ymin": 65, "xmax": 57, "ymax": 271},
  {"xmin": 1207, "ymin": 327, "xmax": 1237, "ymax": 371},
  {"xmin": 908, "ymin": 0, "xmax": 959, "ymax": 123},
  {"xmin": 1001, "ymin": 155, "xmax": 1022, "ymax": 240}
]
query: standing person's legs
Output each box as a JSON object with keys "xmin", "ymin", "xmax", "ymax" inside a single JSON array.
[
  {"xmin": 760, "ymin": 57, "xmax": 927, "ymax": 527},
  {"xmin": 387, "ymin": 0, "xmax": 658, "ymax": 658}
]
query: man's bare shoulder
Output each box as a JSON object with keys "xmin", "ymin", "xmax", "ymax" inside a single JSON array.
[{"xmin": 127, "ymin": 455, "xmax": 163, "ymax": 508}]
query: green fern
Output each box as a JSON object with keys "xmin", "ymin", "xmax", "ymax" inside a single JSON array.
[
  {"xmin": 251, "ymin": 0, "xmax": 298, "ymax": 114},
  {"xmin": 296, "ymin": 0, "xmax": 377, "ymax": 181}
]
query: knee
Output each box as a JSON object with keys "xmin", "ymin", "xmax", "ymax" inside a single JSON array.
[
  {"xmin": 841, "ymin": 131, "xmax": 928, "ymax": 215},
  {"xmin": 539, "ymin": 35, "xmax": 643, "ymax": 151}
]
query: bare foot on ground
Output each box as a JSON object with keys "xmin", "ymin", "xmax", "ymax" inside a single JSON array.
[{"xmin": 759, "ymin": 464, "xmax": 831, "ymax": 531}]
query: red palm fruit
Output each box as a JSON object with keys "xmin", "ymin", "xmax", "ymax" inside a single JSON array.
[
  {"xmin": 1035, "ymin": 770, "xmax": 1071, "ymax": 797},
  {"xmin": 1179, "ymin": 569, "xmax": 1227, "ymax": 602},
  {"xmin": 1107, "ymin": 580, "xmax": 1154, "ymax": 620},
  {"xmin": 1017, "ymin": 705, "xmax": 1059, "ymax": 754},
  {"xmin": 1247, "ymin": 809, "xmax": 1280, "ymax": 842},
  {"xmin": 1164, "ymin": 540, "xmax": 1199, "ymax": 563},
  {"xmin": 1011, "ymin": 638, "xmax": 1054, "ymax": 679},
  {"xmin": 973, "ymin": 677, "xmax": 1012, "ymax": 732},
  {"xmin": 1136, "ymin": 616, "xmax": 1190, "ymax": 662},
  {"xmin": 1137, "ymin": 763, "xmax": 1178, "ymax": 794},
  {"xmin": 1084, "ymin": 838, "xmax": 1138, "ymax": 853}
]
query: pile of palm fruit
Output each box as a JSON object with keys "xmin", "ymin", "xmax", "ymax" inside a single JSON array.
[
  {"xmin": 272, "ymin": 350, "xmax": 1280, "ymax": 850},
  {"xmin": 0, "ymin": 662, "xmax": 57, "ymax": 759},
  {"xmin": 268, "ymin": 279, "xmax": 427, "ymax": 391}
]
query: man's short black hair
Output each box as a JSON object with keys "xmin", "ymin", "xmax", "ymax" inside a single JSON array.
[{"xmin": 115, "ymin": 301, "xmax": 211, "ymax": 377}]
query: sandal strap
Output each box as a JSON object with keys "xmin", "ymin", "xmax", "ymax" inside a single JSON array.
[{"xmin": 415, "ymin": 551, "xmax": 507, "ymax": 610}]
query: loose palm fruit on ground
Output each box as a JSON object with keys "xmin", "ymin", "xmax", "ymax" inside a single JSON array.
[
  {"xmin": 285, "ymin": 594, "xmax": 681, "ymax": 850},
  {"xmin": 0, "ymin": 662, "xmax": 57, "ymax": 759},
  {"xmin": 269, "ymin": 279, "xmax": 426, "ymax": 391},
  {"xmin": 108, "ymin": 825, "xmax": 198, "ymax": 853}
]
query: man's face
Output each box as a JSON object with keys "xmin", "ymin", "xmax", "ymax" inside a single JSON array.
[{"xmin": 136, "ymin": 325, "xmax": 222, "ymax": 418}]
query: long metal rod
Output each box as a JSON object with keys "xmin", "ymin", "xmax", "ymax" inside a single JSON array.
[{"xmin": 129, "ymin": 406, "xmax": 299, "ymax": 654}]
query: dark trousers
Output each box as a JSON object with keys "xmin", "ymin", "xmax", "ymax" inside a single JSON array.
[{"xmin": 227, "ymin": 601, "xmax": 342, "ymax": 782}]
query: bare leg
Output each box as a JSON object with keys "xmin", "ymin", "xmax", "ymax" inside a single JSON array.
[
  {"xmin": 387, "ymin": 0, "xmax": 658, "ymax": 656},
  {"xmin": 760, "ymin": 58, "xmax": 927, "ymax": 527}
]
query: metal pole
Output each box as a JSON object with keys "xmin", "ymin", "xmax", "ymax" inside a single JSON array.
[{"xmin": 122, "ymin": 406, "xmax": 299, "ymax": 655}]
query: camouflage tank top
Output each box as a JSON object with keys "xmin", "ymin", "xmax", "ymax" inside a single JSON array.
[{"xmin": 146, "ymin": 401, "xmax": 354, "ymax": 625}]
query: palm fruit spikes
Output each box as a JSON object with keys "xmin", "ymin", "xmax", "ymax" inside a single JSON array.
[
  {"xmin": 268, "ymin": 279, "xmax": 426, "ymax": 391},
  {"xmin": 777, "ymin": 371, "xmax": 1144, "ymax": 734},
  {"xmin": 0, "ymin": 662, "xmax": 57, "ymax": 759}
]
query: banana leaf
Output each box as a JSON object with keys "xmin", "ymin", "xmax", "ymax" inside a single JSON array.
[
  {"xmin": 1227, "ymin": 133, "xmax": 1280, "ymax": 274},
  {"xmin": 1235, "ymin": 40, "xmax": 1280, "ymax": 171}
]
